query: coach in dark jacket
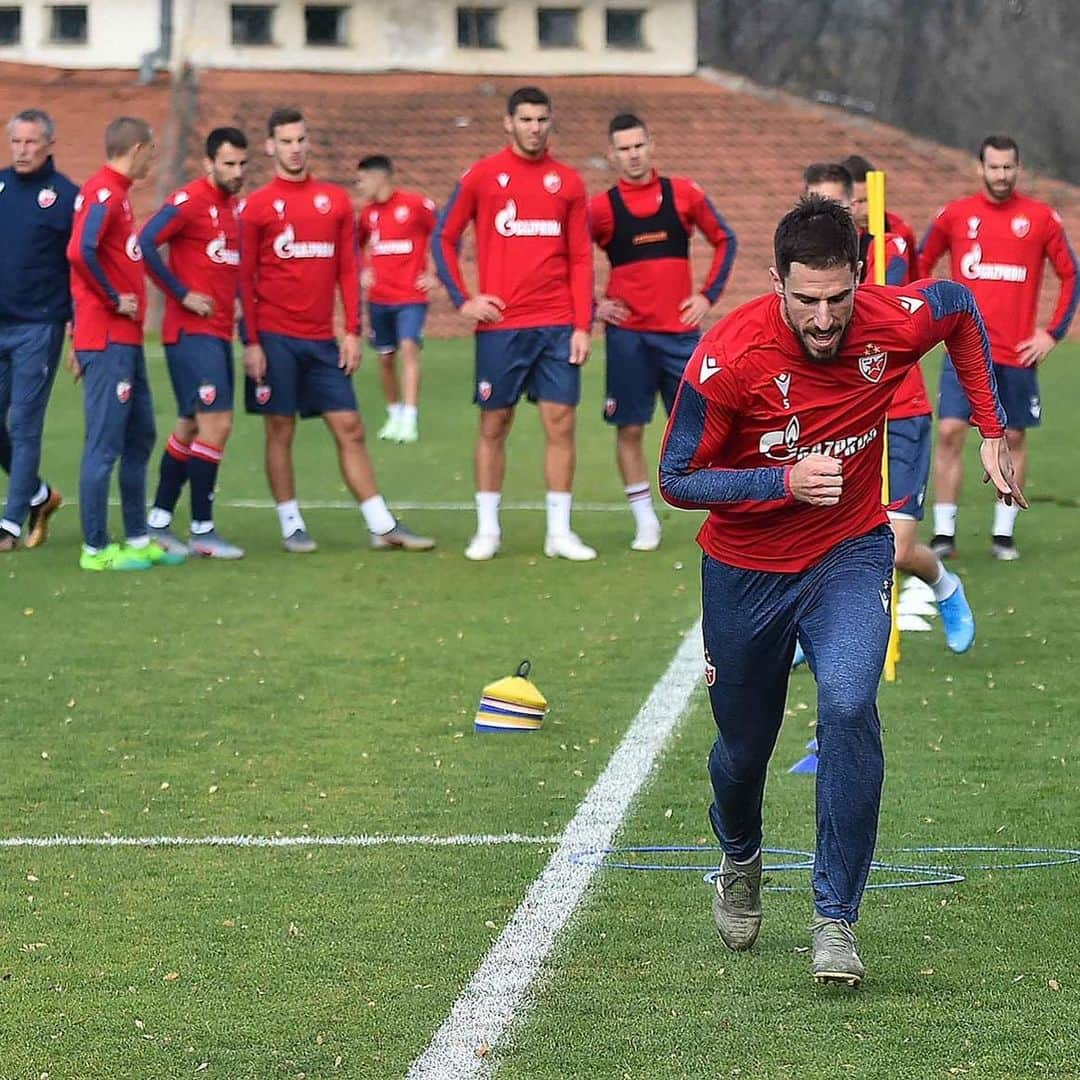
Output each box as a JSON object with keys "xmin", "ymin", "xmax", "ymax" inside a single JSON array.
[{"xmin": 0, "ymin": 108, "xmax": 77, "ymax": 551}]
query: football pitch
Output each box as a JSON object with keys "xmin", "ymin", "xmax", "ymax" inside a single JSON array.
[{"xmin": 3, "ymin": 338, "xmax": 1079, "ymax": 1079}]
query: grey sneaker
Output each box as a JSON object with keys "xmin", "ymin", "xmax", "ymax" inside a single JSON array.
[
  {"xmin": 189, "ymin": 529, "xmax": 245, "ymax": 560},
  {"xmin": 149, "ymin": 525, "xmax": 189, "ymax": 556},
  {"xmin": 990, "ymin": 534, "xmax": 1020, "ymax": 561},
  {"xmin": 283, "ymin": 528, "xmax": 318, "ymax": 553},
  {"xmin": 712, "ymin": 851, "xmax": 763, "ymax": 951},
  {"xmin": 370, "ymin": 521, "xmax": 435, "ymax": 551},
  {"xmin": 810, "ymin": 916, "xmax": 865, "ymax": 986}
]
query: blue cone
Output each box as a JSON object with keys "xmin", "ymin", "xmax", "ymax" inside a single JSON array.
[{"xmin": 788, "ymin": 737, "xmax": 818, "ymax": 774}]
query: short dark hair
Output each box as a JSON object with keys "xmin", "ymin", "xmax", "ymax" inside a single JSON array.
[
  {"xmin": 206, "ymin": 126, "xmax": 247, "ymax": 159},
  {"xmin": 105, "ymin": 116, "xmax": 152, "ymax": 160},
  {"xmin": 8, "ymin": 108, "xmax": 55, "ymax": 142},
  {"xmin": 267, "ymin": 107, "xmax": 304, "ymax": 136},
  {"xmin": 358, "ymin": 154, "xmax": 393, "ymax": 174},
  {"xmin": 774, "ymin": 194, "xmax": 860, "ymax": 279},
  {"xmin": 979, "ymin": 134, "xmax": 1020, "ymax": 163},
  {"xmin": 802, "ymin": 162, "xmax": 853, "ymax": 198},
  {"xmin": 608, "ymin": 112, "xmax": 646, "ymax": 138},
  {"xmin": 840, "ymin": 154, "xmax": 874, "ymax": 182},
  {"xmin": 507, "ymin": 86, "xmax": 550, "ymax": 116}
]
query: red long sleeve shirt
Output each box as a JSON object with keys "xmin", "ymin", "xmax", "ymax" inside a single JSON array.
[
  {"xmin": 659, "ymin": 280, "xmax": 1005, "ymax": 573},
  {"xmin": 140, "ymin": 176, "xmax": 240, "ymax": 344},
  {"xmin": 357, "ymin": 188, "xmax": 437, "ymax": 305},
  {"xmin": 589, "ymin": 172, "xmax": 736, "ymax": 333},
  {"xmin": 239, "ymin": 175, "xmax": 360, "ymax": 343},
  {"xmin": 434, "ymin": 147, "xmax": 592, "ymax": 332},
  {"xmin": 67, "ymin": 165, "xmax": 145, "ymax": 350},
  {"xmin": 918, "ymin": 190, "xmax": 1079, "ymax": 365}
]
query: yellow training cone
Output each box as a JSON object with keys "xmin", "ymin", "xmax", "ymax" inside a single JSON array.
[{"xmin": 474, "ymin": 660, "xmax": 548, "ymax": 732}]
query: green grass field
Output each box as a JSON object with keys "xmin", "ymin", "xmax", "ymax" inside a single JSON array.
[{"xmin": 2, "ymin": 338, "xmax": 1079, "ymax": 1079}]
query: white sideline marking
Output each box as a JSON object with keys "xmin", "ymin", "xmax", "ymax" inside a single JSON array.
[
  {"xmin": 407, "ymin": 624, "xmax": 703, "ymax": 1079},
  {"xmin": 0, "ymin": 833, "xmax": 558, "ymax": 850}
]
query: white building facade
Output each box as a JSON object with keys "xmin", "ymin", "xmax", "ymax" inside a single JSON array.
[{"xmin": 0, "ymin": 0, "xmax": 696, "ymax": 75}]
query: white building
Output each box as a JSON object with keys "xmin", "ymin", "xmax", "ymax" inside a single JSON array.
[{"xmin": 0, "ymin": 0, "xmax": 696, "ymax": 75}]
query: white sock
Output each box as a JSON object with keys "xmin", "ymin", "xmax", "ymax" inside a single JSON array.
[
  {"xmin": 993, "ymin": 501, "xmax": 1020, "ymax": 537},
  {"xmin": 82, "ymin": 544, "xmax": 101, "ymax": 556},
  {"xmin": 147, "ymin": 507, "xmax": 172, "ymax": 529},
  {"xmin": 933, "ymin": 503, "xmax": 958, "ymax": 537},
  {"xmin": 30, "ymin": 482, "xmax": 49, "ymax": 507},
  {"xmin": 360, "ymin": 494, "xmax": 396, "ymax": 535},
  {"xmin": 389, "ymin": 402, "xmax": 404, "ymax": 421},
  {"xmin": 126, "ymin": 534, "xmax": 149, "ymax": 549},
  {"xmin": 1, "ymin": 518, "xmax": 21, "ymax": 536},
  {"xmin": 476, "ymin": 491, "xmax": 501, "ymax": 536},
  {"xmin": 928, "ymin": 562, "xmax": 958, "ymax": 602},
  {"xmin": 401, "ymin": 404, "xmax": 418, "ymax": 425},
  {"xmin": 625, "ymin": 482, "xmax": 660, "ymax": 531},
  {"xmin": 191, "ymin": 520, "xmax": 214, "ymax": 535},
  {"xmin": 732, "ymin": 848, "xmax": 761, "ymax": 866},
  {"xmin": 546, "ymin": 491, "xmax": 572, "ymax": 538},
  {"xmin": 276, "ymin": 499, "xmax": 305, "ymax": 538}
]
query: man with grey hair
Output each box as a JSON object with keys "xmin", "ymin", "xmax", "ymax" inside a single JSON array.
[{"xmin": 0, "ymin": 108, "xmax": 77, "ymax": 552}]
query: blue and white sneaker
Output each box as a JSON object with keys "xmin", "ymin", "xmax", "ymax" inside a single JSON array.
[{"xmin": 937, "ymin": 578, "xmax": 975, "ymax": 653}]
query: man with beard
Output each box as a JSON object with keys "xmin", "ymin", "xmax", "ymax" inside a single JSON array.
[
  {"xmin": 140, "ymin": 127, "xmax": 249, "ymax": 559},
  {"xmin": 239, "ymin": 108, "xmax": 433, "ymax": 555},
  {"xmin": 919, "ymin": 135, "xmax": 1078, "ymax": 561},
  {"xmin": 659, "ymin": 195, "xmax": 1023, "ymax": 985}
]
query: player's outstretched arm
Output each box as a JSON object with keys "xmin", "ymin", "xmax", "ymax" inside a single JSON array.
[{"xmin": 980, "ymin": 438, "xmax": 1028, "ymax": 509}]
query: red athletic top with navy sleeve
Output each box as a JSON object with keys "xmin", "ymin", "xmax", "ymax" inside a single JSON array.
[
  {"xmin": 140, "ymin": 176, "xmax": 240, "ymax": 344},
  {"xmin": 357, "ymin": 188, "xmax": 437, "ymax": 305},
  {"xmin": 918, "ymin": 191, "xmax": 1079, "ymax": 365},
  {"xmin": 433, "ymin": 146, "xmax": 592, "ymax": 332},
  {"xmin": 659, "ymin": 280, "xmax": 1006, "ymax": 573},
  {"xmin": 67, "ymin": 165, "xmax": 146, "ymax": 350},
  {"xmin": 589, "ymin": 172, "xmax": 737, "ymax": 333},
  {"xmin": 239, "ymin": 175, "xmax": 360, "ymax": 343}
]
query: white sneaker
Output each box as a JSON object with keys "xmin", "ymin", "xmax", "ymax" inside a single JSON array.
[
  {"xmin": 543, "ymin": 531, "xmax": 597, "ymax": 561},
  {"xmin": 397, "ymin": 415, "xmax": 419, "ymax": 444},
  {"xmin": 631, "ymin": 522, "xmax": 662, "ymax": 551},
  {"xmin": 377, "ymin": 415, "xmax": 399, "ymax": 441},
  {"xmin": 465, "ymin": 532, "xmax": 501, "ymax": 561}
]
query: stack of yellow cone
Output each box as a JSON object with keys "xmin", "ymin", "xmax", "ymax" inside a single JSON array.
[{"xmin": 474, "ymin": 660, "xmax": 548, "ymax": 732}]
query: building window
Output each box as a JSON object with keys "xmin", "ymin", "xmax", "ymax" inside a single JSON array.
[
  {"xmin": 0, "ymin": 7, "xmax": 21, "ymax": 45},
  {"xmin": 606, "ymin": 8, "xmax": 644, "ymax": 48},
  {"xmin": 305, "ymin": 5, "xmax": 346, "ymax": 46},
  {"xmin": 537, "ymin": 7, "xmax": 580, "ymax": 48},
  {"xmin": 231, "ymin": 4, "xmax": 274, "ymax": 45},
  {"xmin": 49, "ymin": 4, "xmax": 87, "ymax": 44},
  {"xmin": 457, "ymin": 7, "xmax": 500, "ymax": 49}
]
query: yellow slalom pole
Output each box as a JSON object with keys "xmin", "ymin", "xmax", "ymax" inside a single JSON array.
[{"xmin": 867, "ymin": 170, "xmax": 901, "ymax": 682}]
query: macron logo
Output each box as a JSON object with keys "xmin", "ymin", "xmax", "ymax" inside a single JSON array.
[
  {"xmin": 699, "ymin": 354, "xmax": 722, "ymax": 383},
  {"xmin": 897, "ymin": 296, "xmax": 924, "ymax": 315}
]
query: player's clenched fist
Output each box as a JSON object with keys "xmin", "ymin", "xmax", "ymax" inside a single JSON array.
[{"xmin": 789, "ymin": 453, "xmax": 843, "ymax": 506}]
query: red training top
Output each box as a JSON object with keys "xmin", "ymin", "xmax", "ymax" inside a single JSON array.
[
  {"xmin": 918, "ymin": 190, "xmax": 1079, "ymax": 365},
  {"xmin": 589, "ymin": 171, "xmax": 737, "ymax": 333},
  {"xmin": 357, "ymin": 188, "xmax": 437, "ymax": 305},
  {"xmin": 140, "ymin": 176, "xmax": 241, "ymax": 344},
  {"xmin": 659, "ymin": 280, "xmax": 1005, "ymax": 573},
  {"xmin": 239, "ymin": 175, "xmax": 360, "ymax": 343},
  {"xmin": 67, "ymin": 164, "xmax": 145, "ymax": 350},
  {"xmin": 434, "ymin": 146, "xmax": 592, "ymax": 332}
]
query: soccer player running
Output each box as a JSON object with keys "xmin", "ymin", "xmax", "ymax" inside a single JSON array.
[
  {"xmin": 240, "ymin": 108, "xmax": 434, "ymax": 554},
  {"xmin": 67, "ymin": 116, "xmax": 185, "ymax": 571},
  {"xmin": 590, "ymin": 113, "xmax": 736, "ymax": 551},
  {"xmin": 919, "ymin": 134, "xmax": 1079, "ymax": 561},
  {"xmin": 0, "ymin": 108, "xmax": 75, "ymax": 553},
  {"xmin": 804, "ymin": 164, "xmax": 974, "ymax": 654},
  {"xmin": 660, "ymin": 195, "xmax": 1023, "ymax": 985},
  {"xmin": 355, "ymin": 154, "xmax": 437, "ymax": 444},
  {"xmin": 140, "ymin": 127, "xmax": 248, "ymax": 559},
  {"xmin": 435, "ymin": 86, "xmax": 595, "ymax": 562}
]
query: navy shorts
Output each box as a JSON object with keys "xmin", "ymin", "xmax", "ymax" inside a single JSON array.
[
  {"xmin": 604, "ymin": 325, "xmax": 699, "ymax": 425},
  {"xmin": 938, "ymin": 354, "xmax": 1040, "ymax": 430},
  {"xmin": 474, "ymin": 325, "xmax": 579, "ymax": 409},
  {"xmin": 166, "ymin": 332, "xmax": 235, "ymax": 417},
  {"xmin": 369, "ymin": 302, "xmax": 427, "ymax": 353},
  {"xmin": 245, "ymin": 332, "xmax": 358, "ymax": 419},
  {"xmin": 887, "ymin": 414, "xmax": 931, "ymax": 520}
]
